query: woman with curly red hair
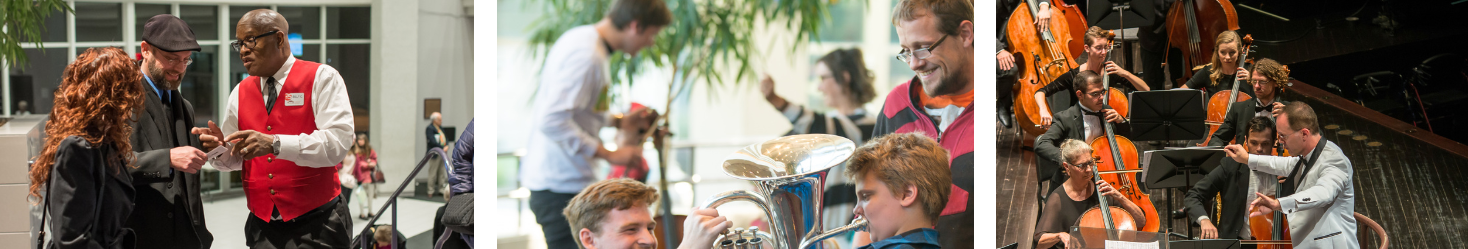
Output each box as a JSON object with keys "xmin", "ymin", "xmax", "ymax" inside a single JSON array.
[{"xmin": 29, "ymin": 47, "xmax": 146, "ymax": 249}]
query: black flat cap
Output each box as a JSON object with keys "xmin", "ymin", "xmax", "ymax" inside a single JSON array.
[{"xmin": 142, "ymin": 14, "xmax": 201, "ymax": 52}]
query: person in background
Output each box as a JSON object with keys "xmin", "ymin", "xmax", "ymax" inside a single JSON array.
[
  {"xmin": 30, "ymin": 47, "xmax": 146, "ymax": 249},
  {"xmin": 521, "ymin": 0, "xmax": 671, "ymax": 248},
  {"xmin": 352, "ymin": 133, "xmax": 380, "ymax": 220},
  {"xmin": 425, "ymin": 112, "xmax": 449, "ymax": 197}
]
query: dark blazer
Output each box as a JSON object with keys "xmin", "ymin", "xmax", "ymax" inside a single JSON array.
[
  {"xmin": 47, "ymin": 136, "xmax": 137, "ymax": 249},
  {"xmin": 427, "ymin": 124, "xmax": 444, "ymax": 149},
  {"xmin": 1035, "ymin": 104, "xmax": 1132, "ymax": 181},
  {"xmin": 1208, "ymin": 100, "xmax": 1290, "ymax": 147},
  {"xmin": 125, "ymin": 76, "xmax": 212, "ymax": 248},
  {"xmin": 1183, "ymin": 159, "xmax": 1252, "ymax": 240}
]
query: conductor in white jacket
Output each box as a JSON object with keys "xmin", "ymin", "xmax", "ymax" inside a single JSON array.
[{"xmin": 1224, "ymin": 102, "xmax": 1358, "ymax": 249}]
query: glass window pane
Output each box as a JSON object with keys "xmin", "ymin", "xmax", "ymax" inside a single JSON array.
[
  {"xmin": 181, "ymin": 5, "xmax": 220, "ymax": 41},
  {"xmin": 296, "ymin": 44, "xmax": 322, "ymax": 63},
  {"xmin": 134, "ymin": 4, "xmax": 172, "ymax": 42},
  {"xmin": 9, "ymin": 48, "xmax": 70, "ymax": 114},
  {"xmin": 229, "ymin": 6, "xmax": 271, "ymax": 39},
  {"xmin": 326, "ymin": 7, "xmax": 371, "ymax": 39},
  {"xmin": 816, "ymin": 0, "xmax": 865, "ymax": 42},
  {"xmin": 278, "ymin": 6, "xmax": 322, "ymax": 40},
  {"xmin": 21, "ymin": 7, "xmax": 66, "ymax": 42},
  {"xmin": 76, "ymin": 2, "xmax": 124, "ymax": 42},
  {"xmin": 326, "ymin": 44, "xmax": 371, "ymax": 132}
]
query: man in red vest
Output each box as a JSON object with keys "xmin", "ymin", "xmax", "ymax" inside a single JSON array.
[{"xmin": 193, "ymin": 9, "xmax": 356, "ymax": 248}]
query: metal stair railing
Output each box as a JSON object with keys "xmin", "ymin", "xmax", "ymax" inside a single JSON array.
[{"xmin": 353, "ymin": 147, "xmax": 453, "ymax": 249}]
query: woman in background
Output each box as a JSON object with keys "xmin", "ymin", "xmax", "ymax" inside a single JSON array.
[{"xmin": 30, "ymin": 47, "xmax": 147, "ymax": 249}]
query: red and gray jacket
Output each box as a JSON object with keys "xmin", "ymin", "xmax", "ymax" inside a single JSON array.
[{"xmin": 871, "ymin": 78, "xmax": 974, "ymax": 248}]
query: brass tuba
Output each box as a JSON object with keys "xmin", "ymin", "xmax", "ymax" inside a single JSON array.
[{"xmin": 701, "ymin": 134, "xmax": 870, "ymax": 249}]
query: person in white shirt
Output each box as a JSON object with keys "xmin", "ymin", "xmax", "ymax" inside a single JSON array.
[
  {"xmin": 192, "ymin": 9, "xmax": 356, "ymax": 248},
  {"xmin": 521, "ymin": 0, "xmax": 671, "ymax": 248}
]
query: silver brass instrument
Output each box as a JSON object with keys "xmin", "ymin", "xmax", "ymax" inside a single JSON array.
[{"xmin": 700, "ymin": 134, "xmax": 870, "ymax": 249}]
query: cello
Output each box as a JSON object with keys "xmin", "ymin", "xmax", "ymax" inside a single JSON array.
[
  {"xmin": 1200, "ymin": 34, "xmax": 1255, "ymax": 146},
  {"xmin": 1166, "ymin": 0, "xmax": 1239, "ymax": 86},
  {"xmin": 1086, "ymin": 38, "xmax": 1159, "ymax": 232},
  {"xmin": 1054, "ymin": 0, "xmax": 1090, "ymax": 59},
  {"xmin": 1078, "ymin": 155, "xmax": 1139, "ymax": 239},
  {"xmin": 1009, "ymin": 0, "xmax": 1082, "ymax": 137},
  {"xmin": 1246, "ymin": 139, "xmax": 1292, "ymax": 248}
]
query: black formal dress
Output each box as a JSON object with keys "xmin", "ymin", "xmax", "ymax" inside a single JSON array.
[
  {"xmin": 125, "ymin": 74, "xmax": 213, "ymax": 248},
  {"xmin": 47, "ymin": 136, "xmax": 137, "ymax": 249}
]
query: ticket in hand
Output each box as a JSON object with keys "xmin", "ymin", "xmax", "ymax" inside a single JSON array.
[{"xmin": 207, "ymin": 142, "xmax": 244, "ymax": 171}]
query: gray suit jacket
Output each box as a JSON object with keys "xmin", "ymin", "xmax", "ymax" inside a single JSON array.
[
  {"xmin": 1246, "ymin": 140, "xmax": 1358, "ymax": 249},
  {"xmin": 125, "ymin": 75, "xmax": 213, "ymax": 248}
]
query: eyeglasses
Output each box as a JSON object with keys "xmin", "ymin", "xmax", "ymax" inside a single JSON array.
[
  {"xmin": 895, "ymin": 35, "xmax": 948, "ymax": 63},
  {"xmin": 1278, "ymin": 127, "xmax": 1305, "ymax": 141},
  {"xmin": 157, "ymin": 54, "xmax": 193, "ymax": 67},
  {"xmin": 231, "ymin": 30, "xmax": 280, "ymax": 51},
  {"xmin": 1085, "ymin": 90, "xmax": 1106, "ymax": 98}
]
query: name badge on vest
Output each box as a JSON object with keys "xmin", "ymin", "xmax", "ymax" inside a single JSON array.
[{"xmin": 285, "ymin": 93, "xmax": 306, "ymax": 106}]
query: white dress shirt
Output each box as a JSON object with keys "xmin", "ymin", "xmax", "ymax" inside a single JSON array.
[
  {"xmin": 1079, "ymin": 104, "xmax": 1104, "ymax": 142},
  {"xmin": 521, "ymin": 25, "xmax": 613, "ymax": 194},
  {"xmin": 210, "ymin": 56, "xmax": 356, "ymax": 171}
]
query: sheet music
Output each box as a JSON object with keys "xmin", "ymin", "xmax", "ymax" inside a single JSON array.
[{"xmin": 1105, "ymin": 240, "xmax": 1159, "ymax": 249}]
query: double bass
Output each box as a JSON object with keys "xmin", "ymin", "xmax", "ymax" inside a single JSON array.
[
  {"xmin": 1009, "ymin": 0, "xmax": 1082, "ymax": 137},
  {"xmin": 1200, "ymin": 34, "xmax": 1255, "ymax": 146},
  {"xmin": 1054, "ymin": 0, "xmax": 1090, "ymax": 59},
  {"xmin": 1086, "ymin": 37, "xmax": 1159, "ymax": 232},
  {"xmin": 1166, "ymin": 0, "xmax": 1239, "ymax": 85}
]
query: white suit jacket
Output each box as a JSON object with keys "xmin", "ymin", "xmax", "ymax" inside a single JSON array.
[{"xmin": 1247, "ymin": 140, "xmax": 1359, "ymax": 249}]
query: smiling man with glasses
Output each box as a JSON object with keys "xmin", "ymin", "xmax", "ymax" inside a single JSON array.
[
  {"xmin": 867, "ymin": 0, "xmax": 974, "ymax": 248},
  {"xmin": 192, "ymin": 9, "xmax": 357, "ymax": 249},
  {"xmin": 127, "ymin": 13, "xmax": 215, "ymax": 249}
]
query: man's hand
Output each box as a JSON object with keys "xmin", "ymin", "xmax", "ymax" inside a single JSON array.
[
  {"xmin": 1224, "ymin": 144, "xmax": 1250, "ymax": 163},
  {"xmin": 1278, "ymin": 176, "xmax": 1287, "ymax": 184},
  {"xmin": 677, "ymin": 208, "xmax": 733, "ymax": 249},
  {"xmin": 598, "ymin": 146, "xmax": 643, "ymax": 166},
  {"xmin": 1249, "ymin": 193, "xmax": 1281, "ymax": 217},
  {"xmin": 1103, "ymin": 109, "xmax": 1124, "ymax": 123},
  {"xmin": 170, "ymin": 146, "xmax": 207, "ymax": 174},
  {"xmin": 998, "ymin": 50, "xmax": 1016, "ymax": 71},
  {"xmin": 192, "ymin": 120, "xmax": 225, "ymax": 151},
  {"xmin": 1235, "ymin": 67, "xmax": 1251, "ymax": 82},
  {"xmin": 1270, "ymin": 102, "xmax": 1286, "ymax": 117},
  {"xmin": 1199, "ymin": 219, "xmax": 1218, "ymax": 239},
  {"xmin": 225, "ymin": 130, "xmax": 276, "ymax": 160}
]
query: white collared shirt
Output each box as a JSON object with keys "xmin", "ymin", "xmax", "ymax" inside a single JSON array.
[
  {"xmin": 210, "ymin": 56, "xmax": 356, "ymax": 171},
  {"xmin": 1079, "ymin": 104, "xmax": 1104, "ymax": 142},
  {"xmin": 521, "ymin": 25, "xmax": 613, "ymax": 193}
]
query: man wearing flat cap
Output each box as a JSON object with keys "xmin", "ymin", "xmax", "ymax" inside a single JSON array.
[{"xmin": 127, "ymin": 14, "xmax": 214, "ymax": 249}]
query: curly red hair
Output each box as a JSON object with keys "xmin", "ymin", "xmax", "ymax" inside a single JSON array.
[{"xmin": 29, "ymin": 47, "xmax": 144, "ymax": 203}]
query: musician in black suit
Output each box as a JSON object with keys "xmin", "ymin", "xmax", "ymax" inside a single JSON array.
[
  {"xmin": 1186, "ymin": 116, "xmax": 1282, "ymax": 243},
  {"xmin": 125, "ymin": 14, "xmax": 214, "ymax": 248},
  {"xmin": 1208, "ymin": 58, "xmax": 1290, "ymax": 147},
  {"xmin": 1035, "ymin": 70, "xmax": 1131, "ymax": 196}
]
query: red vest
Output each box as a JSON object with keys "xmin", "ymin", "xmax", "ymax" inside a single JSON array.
[{"xmin": 238, "ymin": 60, "xmax": 340, "ymax": 222}]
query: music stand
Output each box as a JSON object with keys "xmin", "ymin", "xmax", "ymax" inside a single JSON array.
[
  {"xmin": 1142, "ymin": 147, "xmax": 1227, "ymax": 239},
  {"xmin": 1087, "ymin": 0, "xmax": 1154, "ymax": 31},
  {"xmin": 1128, "ymin": 90, "xmax": 1208, "ymax": 142},
  {"xmin": 1171, "ymin": 239, "xmax": 1242, "ymax": 249}
]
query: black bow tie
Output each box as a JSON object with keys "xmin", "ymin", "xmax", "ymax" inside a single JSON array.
[{"xmin": 1082, "ymin": 108, "xmax": 1104, "ymax": 117}]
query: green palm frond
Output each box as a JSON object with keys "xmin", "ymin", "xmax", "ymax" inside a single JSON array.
[{"xmin": 0, "ymin": 0, "xmax": 72, "ymax": 68}]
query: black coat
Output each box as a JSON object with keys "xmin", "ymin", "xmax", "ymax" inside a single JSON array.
[
  {"xmin": 1208, "ymin": 100, "xmax": 1289, "ymax": 147},
  {"xmin": 1035, "ymin": 104, "xmax": 1132, "ymax": 182},
  {"xmin": 427, "ymin": 124, "xmax": 445, "ymax": 149},
  {"xmin": 1183, "ymin": 159, "xmax": 1253, "ymax": 240},
  {"xmin": 47, "ymin": 136, "xmax": 137, "ymax": 249},
  {"xmin": 124, "ymin": 77, "xmax": 213, "ymax": 248}
]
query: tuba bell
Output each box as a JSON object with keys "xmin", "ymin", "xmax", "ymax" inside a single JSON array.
[{"xmin": 700, "ymin": 134, "xmax": 870, "ymax": 249}]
